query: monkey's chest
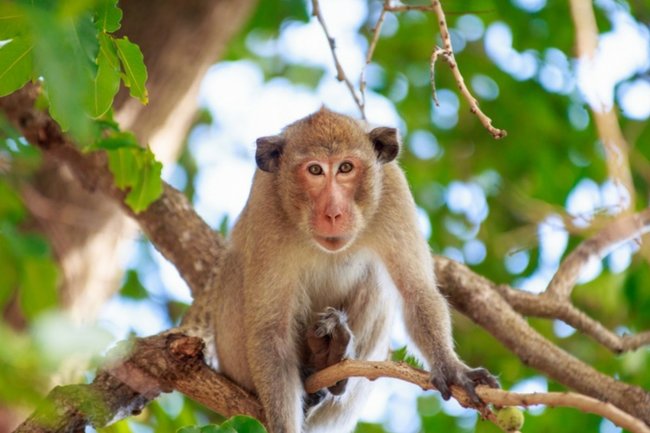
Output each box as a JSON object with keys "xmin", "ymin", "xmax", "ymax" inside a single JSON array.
[{"xmin": 300, "ymin": 251, "xmax": 375, "ymax": 312}]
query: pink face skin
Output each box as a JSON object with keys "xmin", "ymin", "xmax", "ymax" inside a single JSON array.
[{"xmin": 297, "ymin": 156, "xmax": 363, "ymax": 252}]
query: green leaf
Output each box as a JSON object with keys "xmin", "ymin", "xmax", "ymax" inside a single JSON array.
[
  {"xmin": 0, "ymin": 242, "xmax": 19, "ymax": 309},
  {"xmin": 72, "ymin": 12, "xmax": 99, "ymax": 66},
  {"xmin": 19, "ymin": 257, "xmax": 59, "ymax": 320},
  {"xmin": 95, "ymin": 130, "xmax": 139, "ymax": 151},
  {"xmin": 0, "ymin": 4, "xmax": 27, "ymax": 39},
  {"xmin": 391, "ymin": 345, "xmax": 424, "ymax": 369},
  {"xmin": 114, "ymin": 36, "xmax": 148, "ymax": 104},
  {"xmin": 106, "ymin": 145, "xmax": 163, "ymax": 213},
  {"xmin": 29, "ymin": 8, "xmax": 96, "ymax": 143},
  {"xmin": 106, "ymin": 147, "xmax": 140, "ymax": 189},
  {"xmin": 124, "ymin": 147, "xmax": 162, "ymax": 213},
  {"xmin": 221, "ymin": 416, "xmax": 267, "ymax": 433},
  {"xmin": 177, "ymin": 427, "xmax": 202, "ymax": 433},
  {"xmin": 176, "ymin": 417, "xmax": 265, "ymax": 433},
  {"xmin": 0, "ymin": 37, "xmax": 33, "ymax": 97},
  {"xmin": 0, "ymin": 180, "xmax": 26, "ymax": 223},
  {"xmin": 95, "ymin": 0, "xmax": 122, "ymax": 32},
  {"xmin": 120, "ymin": 270, "xmax": 148, "ymax": 299},
  {"xmin": 86, "ymin": 33, "xmax": 120, "ymax": 118}
]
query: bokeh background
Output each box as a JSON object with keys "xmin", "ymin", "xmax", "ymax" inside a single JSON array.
[{"xmin": 2, "ymin": 0, "xmax": 650, "ymax": 432}]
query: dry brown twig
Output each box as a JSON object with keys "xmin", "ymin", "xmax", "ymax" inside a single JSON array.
[
  {"xmin": 311, "ymin": 0, "xmax": 365, "ymax": 118},
  {"xmin": 305, "ymin": 360, "xmax": 650, "ymax": 433},
  {"xmin": 425, "ymin": 0, "xmax": 506, "ymax": 139},
  {"xmin": 313, "ymin": 0, "xmax": 507, "ymax": 138}
]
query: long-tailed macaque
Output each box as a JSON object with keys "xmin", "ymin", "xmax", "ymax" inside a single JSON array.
[{"xmin": 210, "ymin": 108, "xmax": 498, "ymax": 433}]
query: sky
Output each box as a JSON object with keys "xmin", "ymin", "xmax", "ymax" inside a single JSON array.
[{"xmin": 96, "ymin": 1, "xmax": 649, "ymax": 431}]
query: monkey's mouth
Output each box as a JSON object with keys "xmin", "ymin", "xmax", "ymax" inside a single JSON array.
[{"xmin": 315, "ymin": 235, "xmax": 352, "ymax": 252}]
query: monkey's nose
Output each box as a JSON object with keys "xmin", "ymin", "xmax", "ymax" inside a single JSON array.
[{"xmin": 325, "ymin": 210, "xmax": 342, "ymax": 224}]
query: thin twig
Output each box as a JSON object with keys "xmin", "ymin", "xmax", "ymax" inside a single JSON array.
[
  {"xmin": 305, "ymin": 360, "xmax": 650, "ymax": 433},
  {"xmin": 495, "ymin": 284, "xmax": 650, "ymax": 353},
  {"xmin": 311, "ymin": 0, "xmax": 365, "ymax": 119},
  {"xmin": 428, "ymin": 0, "xmax": 506, "ymax": 138},
  {"xmin": 386, "ymin": 5, "xmax": 435, "ymax": 12},
  {"xmin": 546, "ymin": 208, "xmax": 650, "ymax": 299},
  {"xmin": 359, "ymin": 0, "xmax": 390, "ymax": 112},
  {"xmin": 430, "ymin": 46, "xmax": 448, "ymax": 106}
]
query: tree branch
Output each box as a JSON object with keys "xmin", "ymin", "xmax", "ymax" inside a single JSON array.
[
  {"xmin": 569, "ymin": 0, "xmax": 635, "ymax": 209},
  {"xmin": 426, "ymin": 0, "xmax": 506, "ymax": 139},
  {"xmin": 311, "ymin": 0, "xmax": 365, "ymax": 119},
  {"xmin": 0, "ymin": 84, "xmax": 224, "ymax": 297},
  {"xmin": 435, "ymin": 256, "xmax": 650, "ymax": 425},
  {"xmin": 547, "ymin": 209, "xmax": 650, "ymax": 299},
  {"xmin": 491, "ymin": 209, "xmax": 650, "ymax": 353},
  {"xmin": 14, "ymin": 333, "xmax": 264, "ymax": 433},
  {"xmin": 305, "ymin": 360, "xmax": 650, "ymax": 433}
]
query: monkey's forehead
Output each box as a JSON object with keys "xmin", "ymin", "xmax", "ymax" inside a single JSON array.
[{"xmin": 289, "ymin": 146, "xmax": 370, "ymax": 161}]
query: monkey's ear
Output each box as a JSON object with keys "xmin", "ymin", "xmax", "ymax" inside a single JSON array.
[
  {"xmin": 369, "ymin": 127, "xmax": 400, "ymax": 163},
  {"xmin": 256, "ymin": 135, "xmax": 285, "ymax": 173}
]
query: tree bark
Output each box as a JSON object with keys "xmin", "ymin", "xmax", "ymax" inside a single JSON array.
[{"xmin": 17, "ymin": 0, "xmax": 256, "ymax": 324}]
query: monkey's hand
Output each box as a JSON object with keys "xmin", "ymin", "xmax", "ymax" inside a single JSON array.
[
  {"xmin": 430, "ymin": 360, "xmax": 500, "ymax": 406},
  {"xmin": 306, "ymin": 307, "xmax": 354, "ymax": 395}
]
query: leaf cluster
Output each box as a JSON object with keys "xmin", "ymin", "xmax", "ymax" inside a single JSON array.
[{"xmin": 0, "ymin": 0, "xmax": 161, "ymax": 213}]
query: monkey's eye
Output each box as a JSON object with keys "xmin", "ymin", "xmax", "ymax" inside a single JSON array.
[
  {"xmin": 308, "ymin": 164, "xmax": 324, "ymax": 175},
  {"xmin": 338, "ymin": 161, "xmax": 354, "ymax": 174}
]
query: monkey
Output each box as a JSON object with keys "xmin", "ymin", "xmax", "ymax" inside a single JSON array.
[{"xmin": 208, "ymin": 107, "xmax": 499, "ymax": 433}]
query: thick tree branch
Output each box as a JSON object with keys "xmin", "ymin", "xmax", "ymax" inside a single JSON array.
[
  {"xmin": 0, "ymin": 85, "xmax": 223, "ymax": 297},
  {"xmin": 435, "ymin": 256, "xmax": 650, "ymax": 424},
  {"xmin": 14, "ymin": 333, "xmax": 264, "ymax": 433}
]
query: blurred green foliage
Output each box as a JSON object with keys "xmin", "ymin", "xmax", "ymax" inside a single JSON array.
[{"xmin": 1, "ymin": 0, "xmax": 650, "ymax": 432}]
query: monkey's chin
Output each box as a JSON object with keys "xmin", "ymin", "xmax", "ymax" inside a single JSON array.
[{"xmin": 314, "ymin": 235, "xmax": 353, "ymax": 253}]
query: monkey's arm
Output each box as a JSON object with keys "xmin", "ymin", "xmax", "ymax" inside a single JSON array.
[
  {"xmin": 402, "ymin": 280, "xmax": 499, "ymax": 403},
  {"xmin": 243, "ymin": 276, "xmax": 304, "ymax": 433},
  {"xmin": 379, "ymin": 166, "xmax": 499, "ymax": 403}
]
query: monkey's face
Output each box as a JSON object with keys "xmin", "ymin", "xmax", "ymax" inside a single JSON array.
[
  {"xmin": 255, "ymin": 108, "xmax": 401, "ymax": 253},
  {"xmin": 295, "ymin": 155, "xmax": 366, "ymax": 252}
]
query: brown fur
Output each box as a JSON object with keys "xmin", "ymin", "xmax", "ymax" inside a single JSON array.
[{"xmin": 209, "ymin": 108, "xmax": 498, "ymax": 433}]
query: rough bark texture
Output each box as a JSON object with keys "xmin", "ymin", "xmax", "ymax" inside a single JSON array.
[
  {"xmin": 14, "ymin": 334, "xmax": 264, "ymax": 433},
  {"xmin": 0, "ymin": 86, "xmax": 223, "ymax": 296},
  {"xmin": 20, "ymin": 0, "xmax": 256, "ymax": 324}
]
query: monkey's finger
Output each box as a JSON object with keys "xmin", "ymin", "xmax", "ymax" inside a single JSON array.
[
  {"xmin": 459, "ymin": 378, "xmax": 482, "ymax": 405},
  {"xmin": 466, "ymin": 368, "xmax": 500, "ymax": 389},
  {"xmin": 327, "ymin": 329, "xmax": 351, "ymax": 366},
  {"xmin": 306, "ymin": 328, "xmax": 330, "ymax": 354},
  {"xmin": 431, "ymin": 375, "xmax": 452, "ymax": 400}
]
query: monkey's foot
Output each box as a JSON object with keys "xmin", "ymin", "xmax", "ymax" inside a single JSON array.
[
  {"xmin": 306, "ymin": 307, "xmax": 354, "ymax": 395},
  {"xmin": 430, "ymin": 362, "xmax": 500, "ymax": 406}
]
